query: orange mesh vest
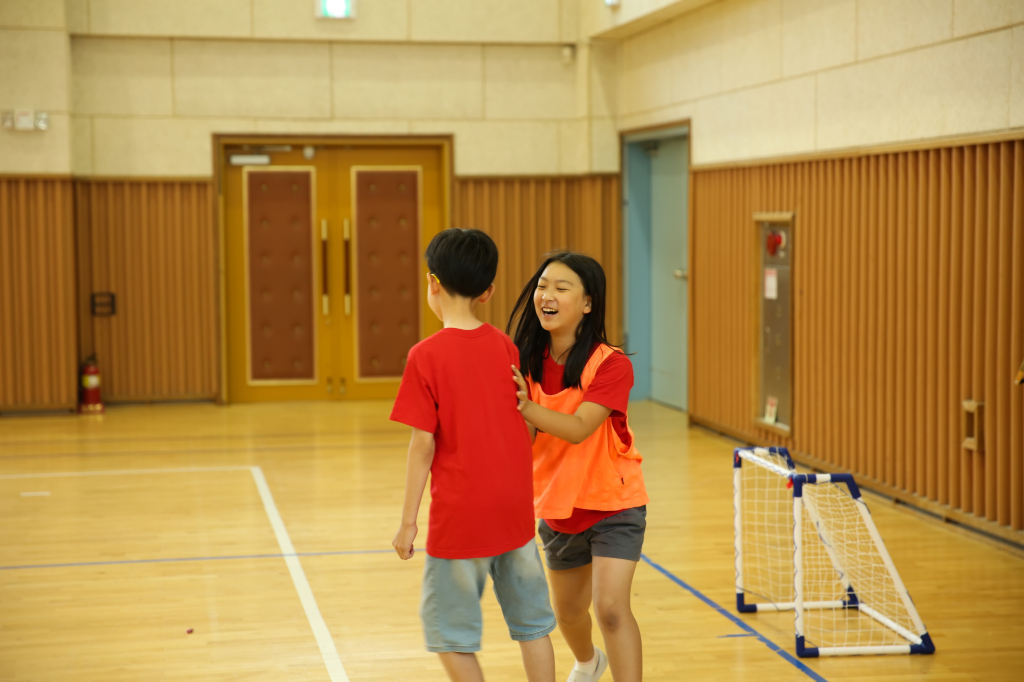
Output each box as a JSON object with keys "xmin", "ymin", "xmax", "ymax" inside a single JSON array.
[{"xmin": 530, "ymin": 344, "xmax": 649, "ymax": 520}]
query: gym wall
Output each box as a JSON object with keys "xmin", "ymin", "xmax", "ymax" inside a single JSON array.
[
  {"xmin": 690, "ymin": 141, "xmax": 1024, "ymax": 538},
  {"xmin": 618, "ymin": 0, "xmax": 1024, "ymax": 166},
  {"xmin": 0, "ymin": 1, "xmax": 619, "ymax": 411},
  {"xmin": 610, "ymin": 0, "xmax": 1024, "ymax": 539}
]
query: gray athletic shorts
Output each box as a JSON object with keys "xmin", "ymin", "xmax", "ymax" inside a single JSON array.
[{"xmin": 537, "ymin": 506, "xmax": 647, "ymax": 571}]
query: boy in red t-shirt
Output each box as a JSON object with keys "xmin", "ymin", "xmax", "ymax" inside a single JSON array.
[{"xmin": 391, "ymin": 229, "xmax": 556, "ymax": 682}]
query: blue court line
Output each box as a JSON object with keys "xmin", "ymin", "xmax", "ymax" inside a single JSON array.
[
  {"xmin": 0, "ymin": 549, "xmax": 393, "ymax": 571},
  {"xmin": 640, "ymin": 554, "xmax": 828, "ymax": 682},
  {"xmin": 718, "ymin": 633, "xmax": 757, "ymax": 638}
]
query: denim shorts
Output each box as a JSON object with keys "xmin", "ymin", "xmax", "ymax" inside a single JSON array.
[
  {"xmin": 538, "ymin": 506, "xmax": 647, "ymax": 570},
  {"xmin": 420, "ymin": 538, "xmax": 556, "ymax": 653}
]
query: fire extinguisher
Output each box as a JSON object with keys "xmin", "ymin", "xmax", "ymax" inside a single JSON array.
[{"xmin": 78, "ymin": 355, "xmax": 104, "ymax": 414}]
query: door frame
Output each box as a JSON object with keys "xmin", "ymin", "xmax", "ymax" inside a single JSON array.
[
  {"xmin": 211, "ymin": 134, "xmax": 454, "ymax": 404},
  {"xmin": 619, "ymin": 119, "xmax": 692, "ymax": 407}
]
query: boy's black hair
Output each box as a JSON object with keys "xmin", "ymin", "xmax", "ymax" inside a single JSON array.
[
  {"xmin": 425, "ymin": 228, "xmax": 499, "ymax": 299},
  {"xmin": 506, "ymin": 252, "xmax": 621, "ymax": 390}
]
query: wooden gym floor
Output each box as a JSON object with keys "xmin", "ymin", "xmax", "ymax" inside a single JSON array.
[{"xmin": 1, "ymin": 401, "xmax": 1022, "ymax": 681}]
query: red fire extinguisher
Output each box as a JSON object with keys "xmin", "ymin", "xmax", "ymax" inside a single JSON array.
[{"xmin": 78, "ymin": 355, "xmax": 104, "ymax": 414}]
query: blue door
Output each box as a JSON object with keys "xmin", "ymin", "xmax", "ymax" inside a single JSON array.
[{"xmin": 624, "ymin": 133, "xmax": 689, "ymax": 410}]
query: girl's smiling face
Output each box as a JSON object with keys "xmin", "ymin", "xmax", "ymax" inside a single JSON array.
[{"xmin": 533, "ymin": 261, "xmax": 592, "ymax": 336}]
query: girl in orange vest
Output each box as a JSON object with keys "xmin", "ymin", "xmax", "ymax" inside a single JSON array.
[{"xmin": 508, "ymin": 252, "xmax": 648, "ymax": 682}]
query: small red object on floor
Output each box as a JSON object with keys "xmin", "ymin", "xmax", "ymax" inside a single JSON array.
[{"xmin": 186, "ymin": 628, "xmax": 193, "ymax": 634}]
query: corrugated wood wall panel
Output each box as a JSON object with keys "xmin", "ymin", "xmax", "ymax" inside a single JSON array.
[
  {"xmin": 692, "ymin": 141, "xmax": 1024, "ymax": 532},
  {"xmin": 453, "ymin": 176, "xmax": 623, "ymax": 341},
  {"xmin": 74, "ymin": 180, "xmax": 218, "ymax": 403},
  {"xmin": 0, "ymin": 178, "xmax": 77, "ymax": 411}
]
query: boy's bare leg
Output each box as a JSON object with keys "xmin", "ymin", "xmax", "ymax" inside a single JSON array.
[
  {"xmin": 519, "ymin": 635, "xmax": 556, "ymax": 682},
  {"xmin": 438, "ymin": 652, "xmax": 485, "ymax": 682},
  {"xmin": 546, "ymin": 563, "xmax": 595, "ymax": 663},
  {"xmin": 592, "ymin": 556, "xmax": 642, "ymax": 682}
]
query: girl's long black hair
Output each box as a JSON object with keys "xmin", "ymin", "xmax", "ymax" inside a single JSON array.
[{"xmin": 505, "ymin": 252, "xmax": 619, "ymax": 390}]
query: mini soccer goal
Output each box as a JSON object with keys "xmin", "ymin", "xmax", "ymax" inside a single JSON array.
[{"xmin": 733, "ymin": 447, "xmax": 935, "ymax": 657}]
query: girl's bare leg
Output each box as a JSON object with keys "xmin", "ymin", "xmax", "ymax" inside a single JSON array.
[
  {"xmin": 546, "ymin": 563, "xmax": 596, "ymax": 663},
  {"xmin": 592, "ymin": 556, "xmax": 642, "ymax": 682}
]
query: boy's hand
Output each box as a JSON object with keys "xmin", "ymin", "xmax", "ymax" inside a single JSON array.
[
  {"xmin": 512, "ymin": 366, "xmax": 532, "ymax": 412},
  {"xmin": 393, "ymin": 522, "xmax": 417, "ymax": 560}
]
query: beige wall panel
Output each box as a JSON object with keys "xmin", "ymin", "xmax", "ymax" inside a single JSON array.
[
  {"xmin": 618, "ymin": 99, "xmax": 696, "ymax": 135},
  {"xmin": 173, "ymin": 40, "xmax": 330, "ymax": 119},
  {"xmin": 88, "ymin": 0, "xmax": 251, "ymax": 38},
  {"xmin": 252, "ymin": 0, "xmax": 407, "ymax": 41},
  {"xmin": 252, "ymin": 119, "xmax": 412, "ymax": 134},
  {"xmin": 954, "ymin": 0, "xmax": 1024, "ymax": 37},
  {"xmin": 575, "ymin": 43, "xmax": 591, "ymax": 119},
  {"xmin": 816, "ymin": 56, "xmax": 903, "ymax": 150},
  {"xmin": 92, "ymin": 116, "xmax": 254, "ymax": 177},
  {"xmin": 621, "ymin": 19, "xmax": 683, "ymax": 115},
  {"xmin": 898, "ymin": 30, "xmax": 1011, "ymax": 140},
  {"xmin": 70, "ymin": 115, "xmax": 92, "ymax": 175},
  {"xmin": 0, "ymin": 29, "xmax": 69, "ymax": 111},
  {"xmin": 66, "ymin": 0, "xmax": 88, "ymax": 33},
  {"xmin": 1011, "ymin": 26, "xmax": 1024, "ymax": 127},
  {"xmin": 558, "ymin": 119, "xmax": 589, "ymax": 174},
  {"xmin": 590, "ymin": 117, "xmax": 620, "ymax": 173},
  {"xmin": 0, "ymin": 0, "xmax": 65, "ymax": 28},
  {"xmin": 589, "ymin": 42, "xmax": 619, "ymax": 119},
  {"xmin": 484, "ymin": 46, "xmax": 576, "ymax": 120},
  {"xmin": 719, "ymin": 0, "xmax": 782, "ymax": 92},
  {"xmin": 781, "ymin": 0, "xmax": 856, "ymax": 77},
  {"xmin": 411, "ymin": 120, "xmax": 559, "ymax": 176},
  {"xmin": 0, "ymin": 113, "xmax": 71, "ymax": 174},
  {"xmin": 409, "ymin": 0, "xmax": 560, "ymax": 43},
  {"xmin": 694, "ymin": 76, "xmax": 815, "ymax": 165},
  {"xmin": 560, "ymin": 0, "xmax": 579, "ymax": 43},
  {"xmin": 331, "ymin": 43, "xmax": 482, "ymax": 120},
  {"xmin": 580, "ymin": 0, "xmax": 717, "ymax": 39},
  {"xmin": 858, "ymin": 0, "xmax": 953, "ymax": 60},
  {"xmin": 71, "ymin": 37, "xmax": 172, "ymax": 116},
  {"xmin": 670, "ymin": 2, "xmax": 724, "ymax": 103},
  {"xmin": 0, "ymin": 178, "xmax": 77, "ymax": 411}
]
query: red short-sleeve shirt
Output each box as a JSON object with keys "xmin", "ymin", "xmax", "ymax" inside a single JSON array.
[
  {"xmin": 390, "ymin": 324, "xmax": 535, "ymax": 559},
  {"xmin": 537, "ymin": 346, "xmax": 635, "ymax": 534}
]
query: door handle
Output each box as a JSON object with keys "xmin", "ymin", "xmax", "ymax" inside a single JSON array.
[
  {"xmin": 343, "ymin": 218, "xmax": 352, "ymax": 316},
  {"xmin": 673, "ymin": 268, "xmax": 688, "ymax": 280},
  {"xmin": 321, "ymin": 219, "xmax": 329, "ymax": 316}
]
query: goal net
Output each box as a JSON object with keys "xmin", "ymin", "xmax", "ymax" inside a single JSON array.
[{"xmin": 733, "ymin": 447, "xmax": 935, "ymax": 657}]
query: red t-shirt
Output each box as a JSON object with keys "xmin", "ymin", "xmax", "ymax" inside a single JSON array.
[
  {"xmin": 390, "ymin": 324, "xmax": 535, "ymax": 559},
  {"xmin": 536, "ymin": 346, "xmax": 634, "ymax": 534}
]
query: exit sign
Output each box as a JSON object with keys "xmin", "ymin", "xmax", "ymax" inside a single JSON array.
[{"xmin": 317, "ymin": 0, "xmax": 354, "ymax": 19}]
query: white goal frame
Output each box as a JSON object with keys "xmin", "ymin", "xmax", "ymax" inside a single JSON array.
[{"xmin": 733, "ymin": 447, "xmax": 936, "ymax": 657}]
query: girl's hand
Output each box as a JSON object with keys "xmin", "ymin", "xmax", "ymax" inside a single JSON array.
[{"xmin": 511, "ymin": 366, "xmax": 531, "ymax": 412}]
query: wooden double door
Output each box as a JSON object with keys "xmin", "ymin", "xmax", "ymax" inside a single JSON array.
[{"xmin": 223, "ymin": 143, "xmax": 446, "ymax": 402}]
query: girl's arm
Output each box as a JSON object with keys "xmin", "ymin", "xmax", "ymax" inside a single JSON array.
[
  {"xmin": 392, "ymin": 427, "xmax": 435, "ymax": 560},
  {"xmin": 513, "ymin": 366, "xmax": 612, "ymax": 445}
]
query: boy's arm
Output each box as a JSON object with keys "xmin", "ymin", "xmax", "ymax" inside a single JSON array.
[
  {"xmin": 512, "ymin": 366, "xmax": 611, "ymax": 445},
  {"xmin": 392, "ymin": 427, "xmax": 436, "ymax": 560}
]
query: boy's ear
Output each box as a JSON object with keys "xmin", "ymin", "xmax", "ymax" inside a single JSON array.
[
  {"xmin": 477, "ymin": 283, "xmax": 496, "ymax": 304},
  {"xmin": 426, "ymin": 272, "xmax": 441, "ymax": 295}
]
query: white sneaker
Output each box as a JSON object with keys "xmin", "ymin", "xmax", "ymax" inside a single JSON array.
[{"xmin": 566, "ymin": 648, "xmax": 608, "ymax": 682}]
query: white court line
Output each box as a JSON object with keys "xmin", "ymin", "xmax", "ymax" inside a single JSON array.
[
  {"xmin": 20, "ymin": 491, "xmax": 50, "ymax": 497},
  {"xmin": 250, "ymin": 467, "xmax": 350, "ymax": 682},
  {"xmin": 0, "ymin": 464, "xmax": 350, "ymax": 682},
  {"xmin": 0, "ymin": 466, "xmax": 253, "ymax": 480}
]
